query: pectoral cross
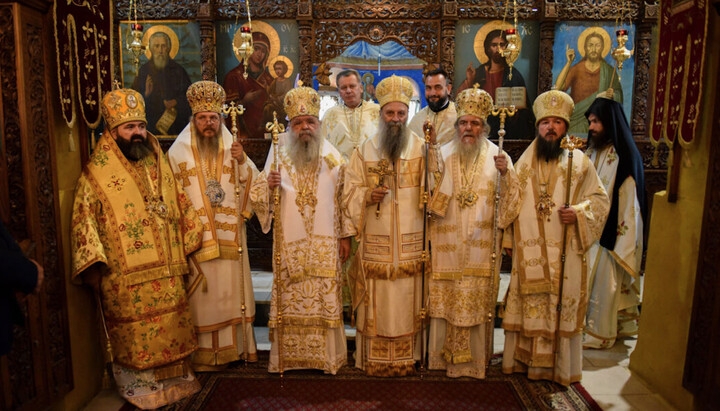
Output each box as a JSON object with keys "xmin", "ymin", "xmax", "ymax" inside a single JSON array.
[{"xmin": 368, "ymin": 158, "xmax": 394, "ymax": 218}]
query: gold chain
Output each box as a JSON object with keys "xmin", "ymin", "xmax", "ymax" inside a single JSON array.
[
  {"xmin": 460, "ymin": 151, "xmax": 482, "ymax": 189},
  {"xmin": 134, "ymin": 155, "xmax": 169, "ymax": 219},
  {"xmin": 198, "ymin": 137, "xmax": 224, "ymax": 182},
  {"xmin": 285, "ymin": 154, "xmax": 321, "ymax": 236}
]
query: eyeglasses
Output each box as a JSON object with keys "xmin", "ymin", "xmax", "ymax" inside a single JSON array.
[{"xmin": 196, "ymin": 116, "xmax": 220, "ymax": 124}]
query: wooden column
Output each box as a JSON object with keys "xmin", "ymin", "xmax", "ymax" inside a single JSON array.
[
  {"xmin": 440, "ymin": 1, "xmax": 458, "ymax": 81},
  {"xmin": 0, "ymin": 2, "xmax": 71, "ymax": 409},
  {"xmin": 537, "ymin": 20, "xmax": 556, "ymax": 94},
  {"xmin": 297, "ymin": 0, "xmax": 313, "ymax": 85},
  {"xmin": 198, "ymin": 1, "xmax": 217, "ymax": 81}
]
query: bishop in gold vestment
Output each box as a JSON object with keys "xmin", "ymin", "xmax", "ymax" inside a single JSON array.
[
  {"xmin": 71, "ymin": 88, "xmax": 203, "ymax": 409},
  {"xmin": 250, "ymin": 86, "xmax": 353, "ymax": 374},
  {"xmin": 428, "ymin": 86, "xmax": 521, "ymax": 379},
  {"xmin": 502, "ymin": 90, "xmax": 609, "ymax": 386},
  {"xmin": 168, "ymin": 81, "xmax": 259, "ymax": 369},
  {"xmin": 344, "ymin": 75, "xmax": 441, "ymax": 377}
]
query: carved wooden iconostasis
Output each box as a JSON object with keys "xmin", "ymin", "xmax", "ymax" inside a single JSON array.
[{"xmin": 109, "ymin": 0, "xmax": 664, "ymax": 271}]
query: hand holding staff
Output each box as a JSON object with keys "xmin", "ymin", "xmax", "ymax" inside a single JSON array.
[
  {"xmin": 552, "ymin": 134, "xmax": 585, "ymax": 381},
  {"xmin": 222, "ymin": 101, "xmax": 251, "ymax": 365},
  {"xmin": 266, "ymin": 111, "xmax": 286, "ymax": 378},
  {"xmin": 487, "ymin": 104, "xmax": 516, "ymax": 363}
]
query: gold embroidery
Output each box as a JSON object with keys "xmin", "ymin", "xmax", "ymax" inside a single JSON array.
[
  {"xmin": 434, "ymin": 224, "xmax": 458, "ymax": 234},
  {"xmin": 436, "ymin": 244, "xmax": 457, "ymax": 253}
]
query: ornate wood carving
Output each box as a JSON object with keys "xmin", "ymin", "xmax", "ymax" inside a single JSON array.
[
  {"xmin": 0, "ymin": 9, "xmax": 36, "ymax": 405},
  {"xmin": 457, "ymin": 0, "xmax": 541, "ymax": 19},
  {"xmin": 0, "ymin": 6, "xmax": 26, "ymax": 240},
  {"xmin": 644, "ymin": 1, "xmax": 659, "ymax": 20},
  {"xmin": 1, "ymin": 5, "xmax": 71, "ymax": 409},
  {"xmin": 312, "ymin": 0, "xmax": 441, "ymax": 20},
  {"xmin": 297, "ymin": 1, "xmax": 313, "ymax": 84},
  {"xmin": 215, "ymin": 0, "xmax": 297, "ymax": 19},
  {"xmin": 538, "ymin": 21, "xmax": 556, "ymax": 95},
  {"xmin": 313, "ymin": 20, "xmax": 439, "ymax": 67},
  {"xmin": 631, "ymin": 22, "xmax": 652, "ymax": 137},
  {"xmin": 25, "ymin": 16, "xmax": 71, "ymax": 396},
  {"xmin": 441, "ymin": 1, "xmax": 458, "ymax": 81},
  {"xmin": 545, "ymin": 0, "xmax": 641, "ymax": 20},
  {"xmin": 114, "ymin": 0, "xmax": 204, "ymax": 20},
  {"xmin": 197, "ymin": 3, "xmax": 217, "ymax": 81}
]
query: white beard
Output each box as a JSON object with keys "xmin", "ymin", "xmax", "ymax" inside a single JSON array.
[{"xmin": 286, "ymin": 127, "xmax": 321, "ymax": 169}]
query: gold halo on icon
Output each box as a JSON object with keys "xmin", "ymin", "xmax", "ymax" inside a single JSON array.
[
  {"xmin": 473, "ymin": 20, "xmax": 522, "ymax": 64},
  {"xmin": 268, "ymin": 55, "xmax": 294, "ymax": 79},
  {"xmin": 142, "ymin": 25, "xmax": 180, "ymax": 60},
  {"xmin": 577, "ymin": 27, "xmax": 612, "ymax": 58},
  {"xmin": 233, "ymin": 20, "xmax": 280, "ymax": 64}
]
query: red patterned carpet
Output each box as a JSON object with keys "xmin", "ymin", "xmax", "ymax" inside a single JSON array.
[{"xmin": 129, "ymin": 353, "xmax": 602, "ymax": 411}]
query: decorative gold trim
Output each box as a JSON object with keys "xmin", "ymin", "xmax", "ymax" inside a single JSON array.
[{"xmin": 362, "ymin": 259, "xmax": 424, "ymax": 280}]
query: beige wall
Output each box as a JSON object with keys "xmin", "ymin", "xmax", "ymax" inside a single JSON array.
[
  {"xmin": 50, "ymin": 118, "xmax": 104, "ymax": 410},
  {"xmin": 629, "ymin": 11, "xmax": 719, "ymax": 410}
]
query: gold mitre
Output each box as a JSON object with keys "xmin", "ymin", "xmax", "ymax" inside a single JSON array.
[
  {"xmin": 456, "ymin": 85, "xmax": 494, "ymax": 120},
  {"xmin": 533, "ymin": 89, "xmax": 575, "ymax": 125},
  {"xmin": 376, "ymin": 75, "xmax": 414, "ymax": 107},
  {"xmin": 186, "ymin": 81, "xmax": 226, "ymax": 114},
  {"xmin": 101, "ymin": 88, "xmax": 146, "ymax": 130},
  {"xmin": 283, "ymin": 86, "xmax": 320, "ymax": 120}
]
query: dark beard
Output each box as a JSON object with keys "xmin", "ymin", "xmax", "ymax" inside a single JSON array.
[
  {"xmin": 117, "ymin": 135, "xmax": 153, "ymax": 161},
  {"xmin": 535, "ymin": 135, "xmax": 564, "ymax": 162},
  {"xmin": 588, "ymin": 129, "xmax": 611, "ymax": 150},
  {"xmin": 427, "ymin": 97, "xmax": 448, "ymax": 112},
  {"xmin": 379, "ymin": 120, "xmax": 408, "ymax": 163},
  {"xmin": 491, "ymin": 52, "xmax": 507, "ymax": 65}
]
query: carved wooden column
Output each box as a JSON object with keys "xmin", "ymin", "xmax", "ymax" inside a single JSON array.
[
  {"xmin": 198, "ymin": 1, "xmax": 217, "ymax": 81},
  {"xmin": 631, "ymin": 18, "xmax": 656, "ymax": 138},
  {"xmin": 0, "ymin": 3, "xmax": 71, "ymax": 409},
  {"xmin": 441, "ymin": 1, "xmax": 458, "ymax": 82},
  {"xmin": 537, "ymin": 8, "xmax": 556, "ymax": 95},
  {"xmin": 297, "ymin": 0, "xmax": 313, "ymax": 84}
]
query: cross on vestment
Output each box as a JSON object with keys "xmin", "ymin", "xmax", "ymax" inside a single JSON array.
[
  {"xmin": 368, "ymin": 158, "xmax": 395, "ymax": 218},
  {"xmin": 175, "ymin": 163, "xmax": 196, "ymax": 187}
]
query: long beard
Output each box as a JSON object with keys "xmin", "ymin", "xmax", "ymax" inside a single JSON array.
[
  {"xmin": 117, "ymin": 135, "xmax": 153, "ymax": 162},
  {"xmin": 535, "ymin": 134, "xmax": 564, "ymax": 162},
  {"xmin": 457, "ymin": 135, "xmax": 483, "ymax": 165},
  {"xmin": 193, "ymin": 123, "xmax": 220, "ymax": 161},
  {"xmin": 378, "ymin": 119, "xmax": 409, "ymax": 162},
  {"xmin": 287, "ymin": 127, "xmax": 321, "ymax": 168},
  {"xmin": 152, "ymin": 54, "xmax": 168, "ymax": 70}
]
